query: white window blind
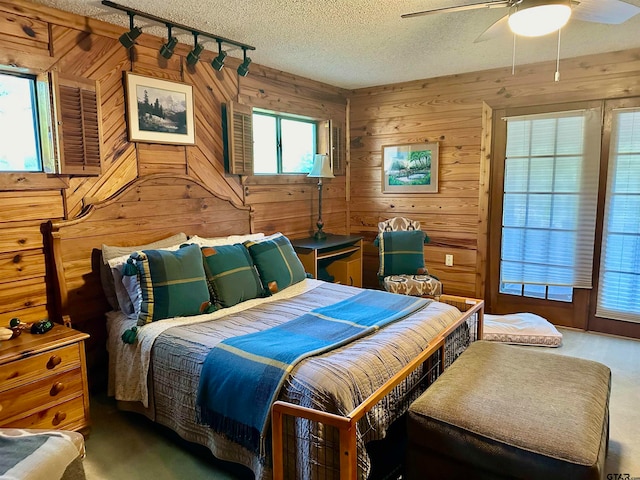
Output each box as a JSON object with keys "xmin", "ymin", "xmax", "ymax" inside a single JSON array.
[
  {"xmin": 501, "ymin": 109, "xmax": 601, "ymax": 288},
  {"xmin": 597, "ymin": 108, "xmax": 640, "ymax": 323}
]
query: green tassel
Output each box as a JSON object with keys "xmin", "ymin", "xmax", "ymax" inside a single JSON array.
[
  {"xmin": 122, "ymin": 258, "xmax": 137, "ymax": 276},
  {"xmin": 121, "ymin": 326, "xmax": 138, "ymax": 344}
]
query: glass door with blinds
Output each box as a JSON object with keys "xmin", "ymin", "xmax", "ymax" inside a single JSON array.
[
  {"xmin": 490, "ymin": 98, "xmax": 640, "ymax": 336},
  {"xmin": 488, "ymin": 102, "xmax": 602, "ymax": 329},
  {"xmin": 590, "ymin": 99, "xmax": 640, "ymax": 336}
]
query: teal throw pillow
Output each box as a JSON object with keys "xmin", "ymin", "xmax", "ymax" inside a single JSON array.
[
  {"xmin": 377, "ymin": 230, "xmax": 427, "ymax": 277},
  {"xmin": 133, "ymin": 243, "xmax": 212, "ymax": 325},
  {"xmin": 244, "ymin": 234, "xmax": 306, "ymax": 294},
  {"xmin": 201, "ymin": 244, "xmax": 265, "ymax": 307}
]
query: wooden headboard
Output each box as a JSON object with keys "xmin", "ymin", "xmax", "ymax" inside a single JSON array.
[{"xmin": 48, "ymin": 174, "xmax": 254, "ymax": 375}]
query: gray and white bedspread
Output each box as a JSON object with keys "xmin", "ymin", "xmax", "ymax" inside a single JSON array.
[
  {"xmin": 0, "ymin": 429, "xmax": 85, "ymax": 480},
  {"xmin": 111, "ymin": 281, "xmax": 462, "ymax": 480}
]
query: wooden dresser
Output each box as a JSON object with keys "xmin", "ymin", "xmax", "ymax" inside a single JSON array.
[{"xmin": 0, "ymin": 324, "xmax": 90, "ymax": 433}]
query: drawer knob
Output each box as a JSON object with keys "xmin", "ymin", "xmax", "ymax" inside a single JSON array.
[
  {"xmin": 50, "ymin": 382, "xmax": 65, "ymax": 396},
  {"xmin": 52, "ymin": 411, "xmax": 67, "ymax": 426},
  {"xmin": 47, "ymin": 355, "xmax": 62, "ymax": 370}
]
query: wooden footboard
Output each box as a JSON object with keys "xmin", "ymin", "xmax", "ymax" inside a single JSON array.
[{"xmin": 271, "ymin": 296, "xmax": 484, "ymax": 480}]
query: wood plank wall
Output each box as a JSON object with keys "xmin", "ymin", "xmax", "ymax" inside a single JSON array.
[
  {"xmin": 350, "ymin": 48, "xmax": 640, "ymax": 298},
  {"xmin": 2, "ymin": 0, "xmax": 640, "ymax": 338},
  {"xmin": 0, "ymin": 0, "xmax": 348, "ymax": 363}
]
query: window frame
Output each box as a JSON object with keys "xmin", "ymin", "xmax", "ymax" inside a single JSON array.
[
  {"xmin": 252, "ymin": 109, "xmax": 318, "ymax": 175},
  {"xmin": 0, "ymin": 69, "xmax": 49, "ymax": 174}
]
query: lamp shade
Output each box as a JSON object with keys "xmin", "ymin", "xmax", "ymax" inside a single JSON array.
[
  {"xmin": 508, "ymin": 1, "xmax": 571, "ymax": 37},
  {"xmin": 308, "ymin": 154, "xmax": 334, "ymax": 178}
]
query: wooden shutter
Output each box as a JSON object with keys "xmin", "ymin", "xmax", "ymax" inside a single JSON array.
[
  {"xmin": 224, "ymin": 101, "xmax": 253, "ymax": 175},
  {"xmin": 330, "ymin": 119, "xmax": 346, "ymax": 176},
  {"xmin": 53, "ymin": 72, "xmax": 103, "ymax": 176}
]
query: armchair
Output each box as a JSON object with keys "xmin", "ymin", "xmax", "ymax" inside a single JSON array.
[{"xmin": 376, "ymin": 217, "xmax": 442, "ymax": 298}]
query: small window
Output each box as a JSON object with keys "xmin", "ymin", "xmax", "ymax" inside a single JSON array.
[
  {"xmin": 0, "ymin": 72, "xmax": 43, "ymax": 172},
  {"xmin": 500, "ymin": 282, "xmax": 573, "ymax": 302},
  {"xmin": 253, "ymin": 111, "xmax": 316, "ymax": 174}
]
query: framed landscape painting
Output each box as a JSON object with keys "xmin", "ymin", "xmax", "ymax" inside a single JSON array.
[
  {"xmin": 381, "ymin": 142, "xmax": 439, "ymax": 193},
  {"xmin": 125, "ymin": 73, "xmax": 195, "ymax": 145}
]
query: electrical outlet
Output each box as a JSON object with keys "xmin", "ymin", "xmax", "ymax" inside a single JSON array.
[{"xmin": 445, "ymin": 254, "xmax": 454, "ymax": 267}]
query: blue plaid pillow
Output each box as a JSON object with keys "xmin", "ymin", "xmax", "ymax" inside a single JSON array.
[
  {"xmin": 132, "ymin": 243, "xmax": 212, "ymax": 325},
  {"xmin": 377, "ymin": 230, "xmax": 426, "ymax": 277},
  {"xmin": 201, "ymin": 244, "xmax": 265, "ymax": 307},
  {"xmin": 244, "ymin": 234, "xmax": 306, "ymax": 294}
]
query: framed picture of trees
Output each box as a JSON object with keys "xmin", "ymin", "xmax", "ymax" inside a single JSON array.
[
  {"xmin": 124, "ymin": 73, "xmax": 195, "ymax": 145},
  {"xmin": 381, "ymin": 142, "xmax": 439, "ymax": 193}
]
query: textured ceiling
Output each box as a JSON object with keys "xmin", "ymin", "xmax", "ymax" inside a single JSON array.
[{"xmin": 31, "ymin": 0, "xmax": 640, "ymax": 89}]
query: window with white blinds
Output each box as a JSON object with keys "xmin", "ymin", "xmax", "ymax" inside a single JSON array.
[
  {"xmin": 597, "ymin": 108, "xmax": 640, "ymax": 323},
  {"xmin": 500, "ymin": 109, "xmax": 601, "ymax": 290}
]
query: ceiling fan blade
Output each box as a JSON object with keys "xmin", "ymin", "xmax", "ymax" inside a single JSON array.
[
  {"xmin": 571, "ymin": 0, "xmax": 640, "ymax": 24},
  {"xmin": 401, "ymin": 0, "xmax": 510, "ymax": 19},
  {"xmin": 474, "ymin": 13, "xmax": 510, "ymax": 42}
]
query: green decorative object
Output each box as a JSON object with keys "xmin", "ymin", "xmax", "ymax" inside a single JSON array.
[
  {"xmin": 9, "ymin": 317, "xmax": 21, "ymax": 328},
  {"xmin": 121, "ymin": 326, "xmax": 138, "ymax": 344},
  {"xmin": 122, "ymin": 258, "xmax": 138, "ymax": 276}
]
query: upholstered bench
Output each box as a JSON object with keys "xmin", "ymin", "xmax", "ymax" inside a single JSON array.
[{"xmin": 406, "ymin": 341, "xmax": 611, "ymax": 480}]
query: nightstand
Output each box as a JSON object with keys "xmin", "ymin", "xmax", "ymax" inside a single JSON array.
[
  {"xmin": 292, "ymin": 234, "xmax": 363, "ymax": 287},
  {"xmin": 0, "ymin": 324, "xmax": 90, "ymax": 433}
]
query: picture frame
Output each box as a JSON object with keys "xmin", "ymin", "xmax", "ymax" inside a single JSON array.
[
  {"xmin": 381, "ymin": 142, "xmax": 439, "ymax": 193},
  {"xmin": 124, "ymin": 72, "xmax": 195, "ymax": 145}
]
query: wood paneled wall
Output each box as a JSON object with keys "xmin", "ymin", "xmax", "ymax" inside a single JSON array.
[
  {"xmin": 2, "ymin": 0, "xmax": 640, "ymax": 340},
  {"xmin": 350, "ymin": 48, "xmax": 640, "ymax": 298},
  {"xmin": 0, "ymin": 0, "xmax": 348, "ymax": 358}
]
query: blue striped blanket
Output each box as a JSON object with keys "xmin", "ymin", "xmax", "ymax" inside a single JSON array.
[{"xmin": 196, "ymin": 289, "xmax": 430, "ymax": 455}]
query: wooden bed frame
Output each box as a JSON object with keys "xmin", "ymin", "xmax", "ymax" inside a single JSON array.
[
  {"xmin": 47, "ymin": 173, "xmax": 484, "ymax": 479},
  {"xmin": 48, "ymin": 174, "xmax": 254, "ymax": 370}
]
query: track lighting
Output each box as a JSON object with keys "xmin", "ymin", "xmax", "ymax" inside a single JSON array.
[
  {"xmin": 211, "ymin": 41, "xmax": 227, "ymax": 71},
  {"xmin": 103, "ymin": 1, "xmax": 255, "ymax": 75},
  {"xmin": 119, "ymin": 13, "xmax": 141, "ymax": 49},
  {"xmin": 186, "ymin": 34, "xmax": 204, "ymax": 65},
  {"xmin": 237, "ymin": 49, "xmax": 251, "ymax": 77},
  {"xmin": 159, "ymin": 25, "xmax": 178, "ymax": 59}
]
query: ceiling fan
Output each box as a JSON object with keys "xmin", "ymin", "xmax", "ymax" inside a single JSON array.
[{"xmin": 402, "ymin": 0, "xmax": 640, "ymax": 42}]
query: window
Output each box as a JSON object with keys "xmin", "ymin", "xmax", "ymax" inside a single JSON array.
[
  {"xmin": 499, "ymin": 109, "xmax": 601, "ymax": 302},
  {"xmin": 252, "ymin": 111, "xmax": 316, "ymax": 174},
  {"xmin": 597, "ymin": 107, "xmax": 640, "ymax": 323},
  {"xmin": 0, "ymin": 72, "xmax": 43, "ymax": 172}
]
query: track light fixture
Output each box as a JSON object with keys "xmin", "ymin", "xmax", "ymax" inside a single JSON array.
[
  {"xmin": 186, "ymin": 33, "xmax": 204, "ymax": 65},
  {"xmin": 237, "ymin": 49, "xmax": 252, "ymax": 77},
  {"xmin": 211, "ymin": 41, "xmax": 227, "ymax": 71},
  {"xmin": 159, "ymin": 25, "xmax": 178, "ymax": 59},
  {"xmin": 103, "ymin": 1, "xmax": 255, "ymax": 75},
  {"xmin": 119, "ymin": 12, "xmax": 142, "ymax": 49}
]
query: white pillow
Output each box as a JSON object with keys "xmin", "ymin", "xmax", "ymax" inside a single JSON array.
[
  {"xmin": 483, "ymin": 313, "xmax": 563, "ymax": 347},
  {"xmin": 188, "ymin": 233, "xmax": 265, "ymax": 247}
]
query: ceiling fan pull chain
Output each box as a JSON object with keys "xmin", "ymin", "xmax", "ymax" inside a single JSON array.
[
  {"xmin": 511, "ymin": 32, "xmax": 517, "ymax": 76},
  {"xmin": 555, "ymin": 27, "xmax": 562, "ymax": 82}
]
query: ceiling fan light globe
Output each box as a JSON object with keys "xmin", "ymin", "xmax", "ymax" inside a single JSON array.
[{"xmin": 508, "ymin": 4, "xmax": 571, "ymax": 37}]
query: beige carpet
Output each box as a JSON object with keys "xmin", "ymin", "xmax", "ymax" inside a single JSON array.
[
  {"xmin": 539, "ymin": 328, "xmax": 640, "ymax": 478},
  {"xmin": 82, "ymin": 328, "xmax": 640, "ymax": 479}
]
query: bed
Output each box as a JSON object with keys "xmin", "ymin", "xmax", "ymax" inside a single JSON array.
[{"xmin": 48, "ymin": 174, "xmax": 484, "ymax": 480}]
